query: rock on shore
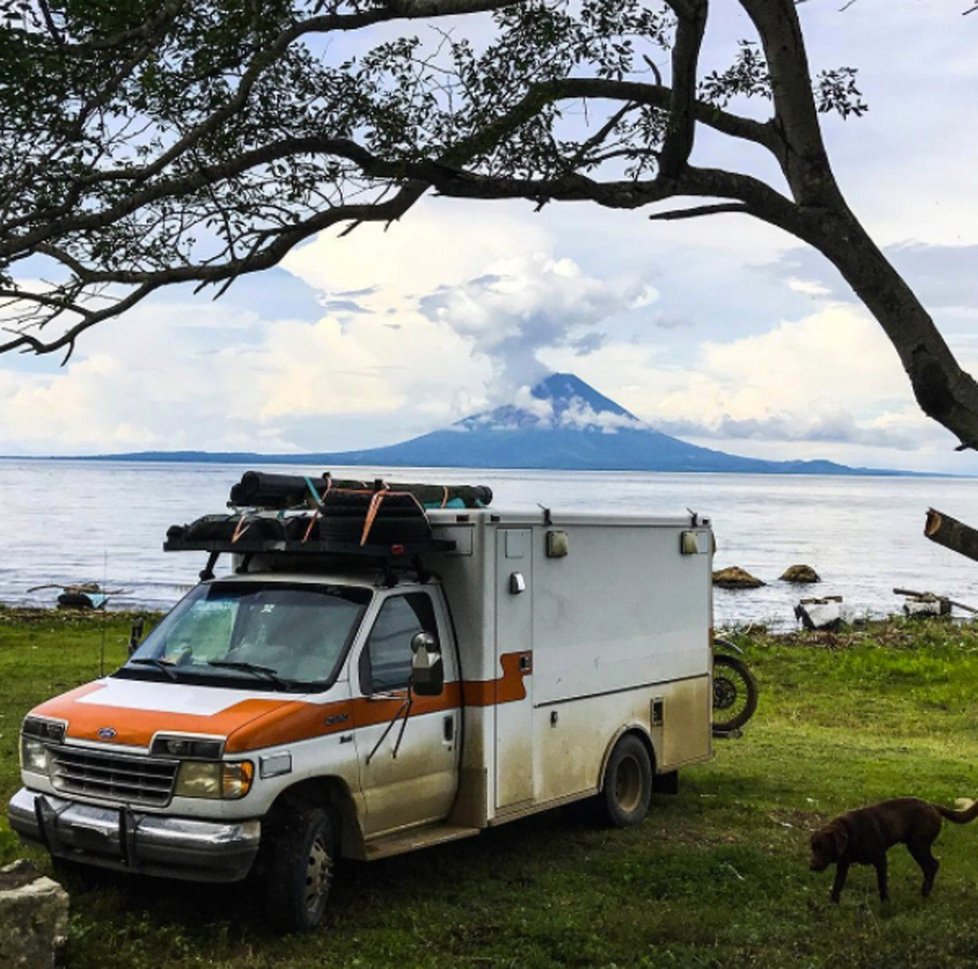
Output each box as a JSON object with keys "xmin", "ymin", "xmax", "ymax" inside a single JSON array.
[
  {"xmin": 780, "ymin": 564, "xmax": 821, "ymax": 584},
  {"xmin": 713, "ymin": 566, "xmax": 765, "ymax": 589}
]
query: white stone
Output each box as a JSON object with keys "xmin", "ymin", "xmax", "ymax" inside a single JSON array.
[{"xmin": 0, "ymin": 860, "xmax": 69, "ymax": 969}]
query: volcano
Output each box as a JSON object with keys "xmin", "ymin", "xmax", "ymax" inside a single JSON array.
[
  {"xmin": 310, "ymin": 372, "xmax": 866, "ymax": 473},
  {"xmin": 99, "ymin": 372, "xmax": 896, "ymax": 475}
]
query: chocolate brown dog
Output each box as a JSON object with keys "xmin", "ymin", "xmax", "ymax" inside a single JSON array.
[{"xmin": 810, "ymin": 797, "xmax": 978, "ymax": 902}]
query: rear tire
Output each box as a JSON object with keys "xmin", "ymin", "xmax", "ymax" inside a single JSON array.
[
  {"xmin": 712, "ymin": 653, "xmax": 758, "ymax": 731},
  {"xmin": 600, "ymin": 734, "xmax": 653, "ymax": 828},
  {"xmin": 263, "ymin": 806, "xmax": 334, "ymax": 933}
]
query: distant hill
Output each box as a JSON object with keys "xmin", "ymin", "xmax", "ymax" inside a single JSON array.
[{"xmin": 77, "ymin": 372, "xmax": 910, "ymax": 476}]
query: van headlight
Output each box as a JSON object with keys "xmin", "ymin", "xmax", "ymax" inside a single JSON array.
[
  {"xmin": 20, "ymin": 737, "xmax": 51, "ymax": 775},
  {"xmin": 22, "ymin": 717, "xmax": 66, "ymax": 743},
  {"xmin": 174, "ymin": 761, "xmax": 254, "ymax": 800}
]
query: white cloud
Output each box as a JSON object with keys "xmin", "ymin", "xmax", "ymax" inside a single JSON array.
[
  {"xmin": 787, "ymin": 277, "xmax": 832, "ymax": 297},
  {"xmin": 0, "ymin": 295, "xmax": 490, "ymax": 455},
  {"xmin": 230, "ymin": 311, "xmax": 486, "ymax": 425},
  {"xmin": 281, "ymin": 200, "xmax": 552, "ymax": 307},
  {"xmin": 281, "ymin": 199, "xmax": 658, "ymax": 404},
  {"xmin": 541, "ymin": 303, "xmax": 978, "ymax": 471},
  {"xmin": 556, "ymin": 398, "xmax": 644, "ymax": 434},
  {"xmin": 513, "ymin": 386, "xmax": 554, "ymax": 424},
  {"xmin": 418, "ymin": 251, "xmax": 656, "ymax": 398}
]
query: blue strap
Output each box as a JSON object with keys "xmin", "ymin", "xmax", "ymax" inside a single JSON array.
[{"xmin": 304, "ymin": 476, "xmax": 324, "ymax": 507}]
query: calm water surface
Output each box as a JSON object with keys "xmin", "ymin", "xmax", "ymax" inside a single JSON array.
[{"xmin": 2, "ymin": 459, "xmax": 977, "ymax": 630}]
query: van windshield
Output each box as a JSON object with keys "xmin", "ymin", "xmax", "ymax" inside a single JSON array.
[{"xmin": 117, "ymin": 581, "xmax": 371, "ymax": 692}]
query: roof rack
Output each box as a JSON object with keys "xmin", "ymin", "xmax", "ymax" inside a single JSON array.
[
  {"xmin": 163, "ymin": 515, "xmax": 455, "ymax": 558},
  {"xmin": 163, "ymin": 471, "xmax": 489, "ymax": 565}
]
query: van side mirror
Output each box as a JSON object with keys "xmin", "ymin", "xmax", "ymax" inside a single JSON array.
[
  {"xmin": 128, "ymin": 617, "xmax": 145, "ymax": 655},
  {"xmin": 410, "ymin": 631, "xmax": 443, "ymax": 697}
]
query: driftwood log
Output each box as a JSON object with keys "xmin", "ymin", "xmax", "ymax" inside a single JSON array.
[
  {"xmin": 924, "ymin": 509, "xmax": 978, "ymax": 564},
  {"xmin": 894, "ymin": 587, "xmax": 978, "ymax": 616}
]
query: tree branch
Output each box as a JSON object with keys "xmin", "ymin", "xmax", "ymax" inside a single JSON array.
[
  {"xmin": 552, "ymin": 77, "xmax": 779, "ymax": 154},
  {"xmin": 660, "ymin": 0, "xmax": 709, "ymax": 178},
  {"xmin": 648, "ymin": 202, "xmax": 750, "ymax": 221}
]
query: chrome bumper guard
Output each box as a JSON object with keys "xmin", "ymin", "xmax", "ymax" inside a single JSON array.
[{"xmin": 7, "ymin": 788, "xmax": 260, "ymax": 883}]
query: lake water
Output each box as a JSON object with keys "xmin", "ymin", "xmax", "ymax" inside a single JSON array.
[{"xmin": 2, "ymin": 459, "xmax": 978, "ymax": 630}]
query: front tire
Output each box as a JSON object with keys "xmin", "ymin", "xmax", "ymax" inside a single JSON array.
[
  {"xmin": 263, "ymin": 806, "xmax": 335, "ymax": 933},
  {"xmin": 600, "ymin": 734, "xmax": 652, "ymax": 828}
]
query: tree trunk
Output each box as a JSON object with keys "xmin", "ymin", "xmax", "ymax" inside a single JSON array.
[{"xmin": 799, "ymin": 204, "xmax": 978, "ymax": 450}]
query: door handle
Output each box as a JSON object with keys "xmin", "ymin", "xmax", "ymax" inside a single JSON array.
[{"xmin": 443, "ymin": 715, "xmax": 455, "ymax": 743}]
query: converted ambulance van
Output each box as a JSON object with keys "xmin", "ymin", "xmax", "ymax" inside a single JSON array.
[{"xmin": 9, "ymin": 474, "xmax": 715, "ymax": 932}]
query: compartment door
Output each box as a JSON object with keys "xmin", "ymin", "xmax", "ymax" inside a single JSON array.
[{"xmin": 494, "ymin": 528, "xmax": 534, "ymax": 810}]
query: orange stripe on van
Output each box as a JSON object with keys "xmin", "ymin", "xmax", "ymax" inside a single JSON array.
[
  {"xmin": 32, "ymin": 682, "xmax": 104, "ymax": 713},
  {"xmin": 30, "ymin": 651, "xmax": 533, "ymax": 754},
  {"xmin": 462, "ymin": 651, "xmax": 531, "ymax": 706}
]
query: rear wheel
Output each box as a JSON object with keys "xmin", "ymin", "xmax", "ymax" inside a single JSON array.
[
  {"xmin": 263, "ymin": 806, "xmax": 335, "ymax": 933},
  {"xmin": 712, "ymin": 653, "xmax": 758, "ymax": 731},
  {"xmin": 600, "ymin": 734, "xmax": 652, "ymax": 828}
]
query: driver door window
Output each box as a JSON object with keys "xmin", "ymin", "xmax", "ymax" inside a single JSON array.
[{"xmin": 360, "ymin": 593, "xmax": 437, "ymax": 694}]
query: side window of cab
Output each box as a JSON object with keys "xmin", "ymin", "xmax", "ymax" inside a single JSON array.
[{"xmin": 359, "ymin": 593, "xmax": 438, "ymax": 694}]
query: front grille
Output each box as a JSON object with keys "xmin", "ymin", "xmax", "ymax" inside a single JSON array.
[{"xmin": 49, "ymin": 745, "xmax": 178, "ymax": 807}]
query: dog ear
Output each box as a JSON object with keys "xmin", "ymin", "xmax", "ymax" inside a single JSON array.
[{"xmin": 831, "ymin": 823, "xmax": 848, "ymax": 856}]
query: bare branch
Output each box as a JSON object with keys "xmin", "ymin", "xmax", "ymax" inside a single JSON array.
[{"xmin": 648, "ymin": 202, "xmax": 750, "ymax": 221}]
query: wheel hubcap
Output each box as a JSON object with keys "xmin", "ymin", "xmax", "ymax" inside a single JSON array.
[
  {"xmin": 714, "ymin": 676, "xmax": 737, "ymax": 710},
  {"xmin": 305, "ymin": 836, "xmax": 331, "ymax": 915},
  {"xmin": 615, "ymin": 754, "xmax": 642, "ymax": 813}
]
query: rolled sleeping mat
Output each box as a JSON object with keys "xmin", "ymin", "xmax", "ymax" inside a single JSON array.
[
  {"xmin": 322, "ymin": 477, "xmax": 493, "ymax": 509},
  {"xmin": 167, "ymin": 514, "xmax": 288, "ymax": 546},
  {"xmin": 228, "ymin": 471, "xmax": 324, "ymax": 509}
]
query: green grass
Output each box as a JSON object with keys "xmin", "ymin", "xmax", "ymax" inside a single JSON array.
[{"xmin": 4, "ymin": 611, "xmax": 978, "ymax": 968}]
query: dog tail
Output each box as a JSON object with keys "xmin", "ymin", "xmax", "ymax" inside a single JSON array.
[{"xmin": 934, "ymin": 798, "xmax": 978, "ymax": 824}]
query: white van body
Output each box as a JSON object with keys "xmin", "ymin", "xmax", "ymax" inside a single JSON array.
[{"xmin": 10, "ymin": 507, "xmax": 714, "ymax": 924}]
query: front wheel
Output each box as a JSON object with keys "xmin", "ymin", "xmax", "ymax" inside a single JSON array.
[
  {"xmin": 712, "ymin": 653, "xmax": 758, "ymax": 731},
  {"xmin": 263, "ymin": 806, "xmax": 335, "ymax": 933},
  {"xmin": 600, "ymin": 734, "xmax": 653, "ymax": 828}
]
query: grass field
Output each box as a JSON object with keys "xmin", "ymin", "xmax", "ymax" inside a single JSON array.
[{"xmin": 3, "ymin": 608, "xmax": 978, "ymax": 968}]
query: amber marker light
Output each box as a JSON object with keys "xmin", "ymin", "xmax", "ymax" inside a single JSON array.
[{"xmin": 222, "ymin": 761, "xmax": 255, "ymax": 799}]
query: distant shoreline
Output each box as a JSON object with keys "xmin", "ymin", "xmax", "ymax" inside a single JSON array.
[{"xmin": 0, "ymin": 452, "xmax": 949, "ymax": 478}]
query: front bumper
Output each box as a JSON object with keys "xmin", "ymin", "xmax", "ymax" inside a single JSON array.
[{"xmin": 8, "ymin": 787, "xmax": 260, "ymax": 883}]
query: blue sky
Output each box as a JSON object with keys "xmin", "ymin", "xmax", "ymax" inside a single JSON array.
[{"xmin": 2, "ymin": 1, "xmax": 977, "ymax": 474}]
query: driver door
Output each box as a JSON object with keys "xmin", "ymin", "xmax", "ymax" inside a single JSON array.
[{"xmin": 352, "ymin": 589, "xmax": 460, "ymax": 836}]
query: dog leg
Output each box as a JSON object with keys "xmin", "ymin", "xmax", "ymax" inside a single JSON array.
[
  {"xmin": 874, "ymin": 856, "xmax": 889, "ymax": 902},
  {"xmin": 830, "ymin": 861, "xmax": 849, "ymax": 903},
  {"xmin": 907, "ymin": 840, "xmax": 940, "ymax": 897}
]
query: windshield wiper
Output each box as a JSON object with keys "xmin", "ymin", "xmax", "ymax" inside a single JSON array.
[
  {"xmin": 206, "ymin": 660, "xmax": 288, "ymax": 689},
  {"xmin": 129, "ymin": 657, "xmax": 179, "ymax": 681}
]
